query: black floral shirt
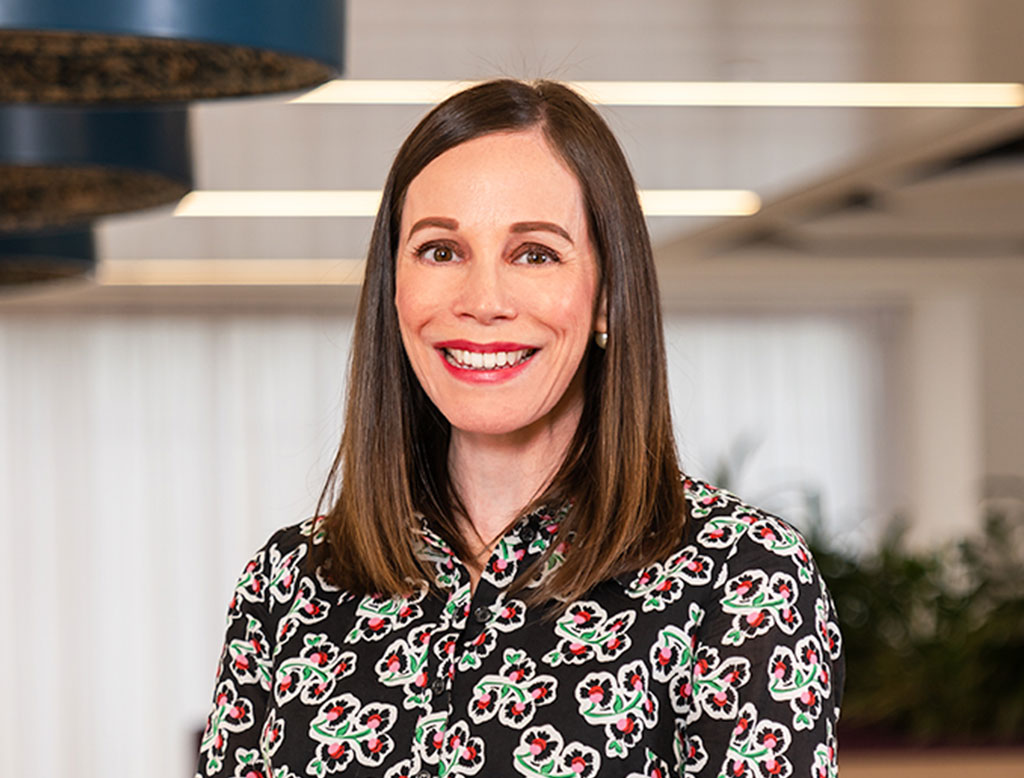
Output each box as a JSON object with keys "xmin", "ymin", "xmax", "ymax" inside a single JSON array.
[{"xmin": 195, "ymin": 478, "xmax": 843, "ymax": 778}]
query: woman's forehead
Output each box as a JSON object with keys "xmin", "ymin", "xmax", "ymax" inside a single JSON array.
[{"xmin": 400, "ymin": 130, "xmax": 587, "ymax": 238}]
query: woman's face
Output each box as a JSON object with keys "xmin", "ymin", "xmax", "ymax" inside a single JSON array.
[{"xmin": 394, "ymin": 129, "xmax": 605, "ymax": 439}]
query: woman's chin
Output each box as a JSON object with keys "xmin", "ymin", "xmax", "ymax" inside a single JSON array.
[{"xmin": 445, "ymin": 414, "xmax": 536, "ymax": 439}]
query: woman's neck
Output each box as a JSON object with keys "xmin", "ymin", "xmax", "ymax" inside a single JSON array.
[{"xmin": 447, "ymin": 377, "xmax": 583, "ymax": 569}]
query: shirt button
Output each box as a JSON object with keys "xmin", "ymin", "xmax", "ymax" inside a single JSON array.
[
  {"xmin": 519, "ymin": 525, "xmax": 536, "ymax": 542},
  {"xmin": 414, "ymin": 772, "xmax": 431, "ymax": 778},
  {"xmin": 473, "ymin": 606, "xmax": 490, "ymax": 624},
  {"xmin": 430, "ymin": 676, "xmax": 446, "ymax": 695}
]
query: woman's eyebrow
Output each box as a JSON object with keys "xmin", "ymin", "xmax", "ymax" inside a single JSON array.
[
  {"xmin": 407, "ymin": 216, "xmax": 459, "ymax": 240},
  {"xmin": 510, "ymin": 221, "xmax": 574, "ymax": 245}
]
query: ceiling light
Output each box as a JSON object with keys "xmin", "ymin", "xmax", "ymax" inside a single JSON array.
[
  {"xmin": 0, "ymin": 0, "xmax": 345, "ymax": 102},
  {"xmin": 96, "ymin": 258, "xmax": 365, "ymax": 286},
  {"xmin": 292, "ymin": 79, "xmax": 1024, "ymax": 108},
  {"xmin": 174, "ymin": 190, "xmax": 381, "ymax": 217},
  {"xmin": 639, "ymin": 190, "xmax": 761, "ymax": 216},
  {"xmin": 174, "ymin": 189, "xmax": 759, "ymax": 218},
  {"xmin": 0, "ymin": 226, "xmax": 94, "ymax": 286},
  {"xmin": 1, "ymin": 103, "xmax": 192, "ymax": 231}
]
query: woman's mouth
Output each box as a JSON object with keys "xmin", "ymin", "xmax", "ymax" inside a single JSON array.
[{"xmin": 442, "ymin": 347, "xmax": 537, "ymax": 371}]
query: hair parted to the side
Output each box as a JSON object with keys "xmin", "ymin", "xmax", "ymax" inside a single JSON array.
[{"xmin": 311, "ymin": 78, "xmax": 688, "ymax": 605}]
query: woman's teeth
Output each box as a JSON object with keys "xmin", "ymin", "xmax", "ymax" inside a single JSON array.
[{"xmin": 443, "ymin": 348, "xmax": 535, "ymax": 370}]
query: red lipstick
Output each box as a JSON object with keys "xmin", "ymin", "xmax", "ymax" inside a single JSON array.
[{"xmin": 434, "ymin": 340, "xmax": 538, "ymax": 384}]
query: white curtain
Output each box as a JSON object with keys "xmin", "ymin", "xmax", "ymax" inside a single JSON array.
[
  {"xmin": 0, "ymin": 308, "xmax": 883, "ymax": 777},
  {"xmin": 665, "ymin": 312, "xmax": 888, "ymax": 545},
  {"xmin": 0, "ymin": 314, "xmax": 352, "ymax": 778}
]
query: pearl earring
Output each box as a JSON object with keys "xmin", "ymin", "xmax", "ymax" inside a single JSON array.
[{"xmin": 594, "ymin": 331, "xmax": 608, "ymax": 349}]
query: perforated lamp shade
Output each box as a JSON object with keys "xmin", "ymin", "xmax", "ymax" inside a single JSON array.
[
  {"xmin": 0, "ymin": 0, "xmax": 344, "ymax": 102},
  {"xmin": 0, "ymin": 103, "xmax": 192, "ymax": 232}
]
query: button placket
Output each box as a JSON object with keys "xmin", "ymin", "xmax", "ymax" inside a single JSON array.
[
  {"xmin": 420, "ymin": 546, "xmax": 468, "ymax": 721},
  {"xmin": 426, "ymin": 512, "xmax": 568, "ymax": 776},
  {"xmin": 434, "ymin": 601, "xmax": 464, "ymax": 703},
  {"xmin": 418, "ymin": 508, "xmax": 563, "ymax": 769}
]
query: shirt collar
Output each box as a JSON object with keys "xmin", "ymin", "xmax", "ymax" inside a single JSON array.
[{"xmin": 414, "ymin": 501, "xmax": 571, "ymax": 558}]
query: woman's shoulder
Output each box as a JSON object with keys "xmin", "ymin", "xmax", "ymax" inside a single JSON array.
[
  {"xmin": 617, "ymin": 476, "xmax": 824, "ymax": 611},
  {"xmin": 227, "ymin": 516, "xmax": 329, "ymax": 610},
  {"xmin": 248, "ymin": 515, "xmax": 324, "ymax": 565},
  {"xmin": 681, "ymin": 476, "xmax": 819, "ymax": 583}
]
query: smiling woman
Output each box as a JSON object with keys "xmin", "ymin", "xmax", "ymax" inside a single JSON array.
[
  {"xmin": 395, "ymin": 130, "xmax": 604, "ymax": 536},
  {"xmin": 195, "ymin": 80, "xmax": 844, "ymax": 778},
  {"xmin": 325, "ymin": 79, "xmax": 682, "ymax": 605}
]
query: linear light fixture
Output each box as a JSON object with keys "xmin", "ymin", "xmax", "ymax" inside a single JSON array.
[
  {"xmin": 96, "ymin": 258, "xmax": 365, "ymax": 285},
  {"xmin": 638, "ymin": 189, "xmax": 761, "ymax": 216},
  {"xmin": 174, "ymin": 189, "xmax": 761, "ymax": 218},
  {"xmin": 291, "ymin": 79, "xmax": 1024, "ymax": 108},
  {"xmin": 174, "ymin": 190, "xmax": 382, "ymax": 217}
]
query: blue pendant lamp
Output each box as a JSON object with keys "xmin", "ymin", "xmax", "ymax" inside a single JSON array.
[
  {"xmin": 0, "ymin": 103, "xmax": 192, "ymax": 232},
  {"xmin": 0, "ymin": 0, "xmax": 344, "ymax": 102},
  {"xmin": 0, "ymin": 226, "xmax": 94, "ymax": 287}
]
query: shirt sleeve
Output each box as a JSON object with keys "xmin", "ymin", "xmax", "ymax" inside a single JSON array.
[
  {"xmin": 194, "ymin": 545, "xmax": 275, "ymax": 778},
  {"xmin": 679, "ymin": 516, "xmax": 844, "ymax": 778}
]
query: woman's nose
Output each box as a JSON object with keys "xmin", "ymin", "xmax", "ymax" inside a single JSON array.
[{"xmin": 453, "ymin": 258, "xmax": 516, "ymax": 323}]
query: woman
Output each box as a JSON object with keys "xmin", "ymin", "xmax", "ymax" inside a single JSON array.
[{"xmin": 196, "ymin": 79, "xmax": 843, "ymax": 778}]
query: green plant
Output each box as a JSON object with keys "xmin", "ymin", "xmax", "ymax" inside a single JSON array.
[
  {"xmin": 706, "ymin": 442, "xmax": 1024, "ymax": 744},
  {"xmin": 804, "ymin": 508, "xmax": 1024, "ymax": 744}
]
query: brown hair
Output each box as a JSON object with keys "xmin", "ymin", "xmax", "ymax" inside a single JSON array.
[{"xmin": 312, "ymin": 79, "xmax": 687, "ymax": 604}]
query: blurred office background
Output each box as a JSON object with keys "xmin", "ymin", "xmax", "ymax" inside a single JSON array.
[{"xmin": 1, "ymin": 1, "xmax": 1023, "ymax": 776}]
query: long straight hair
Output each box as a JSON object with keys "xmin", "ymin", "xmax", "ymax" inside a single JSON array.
[{"xmin": 312, "ymin": 79, "xmax": 687, "ymax": 604}]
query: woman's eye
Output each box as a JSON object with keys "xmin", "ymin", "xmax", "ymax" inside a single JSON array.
[
  {"xmin": 514, "ymin": 246, "xmax": 560, "ymax": 265},
  {"xmin": 417, "ymin": 243, "xmax": 458, "ymax": 263}
]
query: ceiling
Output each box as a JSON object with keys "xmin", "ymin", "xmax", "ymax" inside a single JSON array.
[
  {"xmin": 5, "ymin": 0, "xmax": 1024, "ymax": 306},
  {"xmin": 663, "ymin": 107, "xmax": 1024, "ymax": 261}
]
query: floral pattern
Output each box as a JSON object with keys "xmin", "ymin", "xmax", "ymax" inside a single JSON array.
[
  {"xmin": 305, "ymin": 694, "xmax": 398, "ymax": 775},
  {"xmin": 574, "ymin": 660, "xmax": 659, "ymax": 758},
  {"xmin": 375, "ymin": 623, "xmax": 436, "ymax": 710},
  {"xmin": 346, "ymin": 584, "xmax": 427, "ymax": 644},
  {"xmin": 468, "ymin": 648, "xmax": 558, "ymax": 728},
  {"xmin": 626, "ymin": 545, "xmax": 714, "ymax": 612},
  {"xmin": 512, "ymin": 724, "xmax": 602, "ymax": 778},
  {"xmin": 720, "ymin": 569, "xmax": 802, "ymax": 646},
  {"xmin": 543, "ymin": 601, "xmax": 636, "ymax": 667},
  {"xmin": 273, "ymin": 633, "xmax": 357, "ymax": 707},
  {"xmin": 766, "ymin": 636, "xmax": 831, "ymax": 731},
  {"xmin": 199, "ymin": 679, "xmax": 258, "ymax": 775},
  {"xmin": 196, "ymin": 478, "xmax": 843, "ymax": 777},
  {"xmin": 717, "ymin": 702, "xmax": 794, "ymax": 778}
]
